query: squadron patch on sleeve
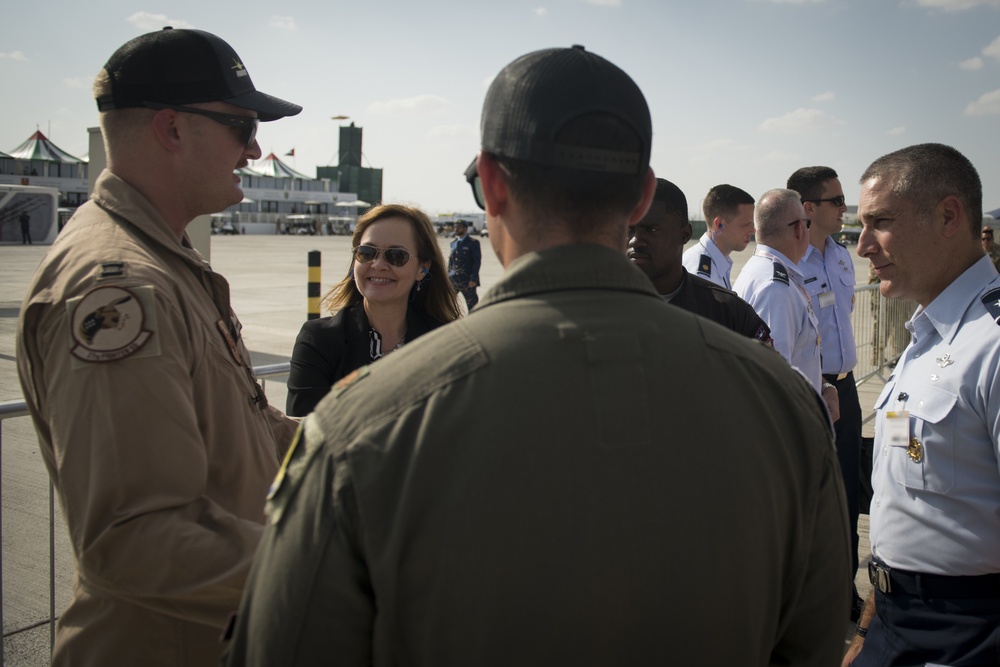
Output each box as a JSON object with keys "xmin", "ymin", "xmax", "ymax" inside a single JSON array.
[
  {"xmin": 67, "ymin": 285, "xmax": 160, "ymax": 364},
  {"xmin": 982, "ymin": 287, "xmax": 1000, "ymax": 325},
  {"xmin": 697, "ymin": 254, "xmax": 712, "ymax": 278},
  {"xmin": 771, "ymin": 262, "xmax": 789, "ymax": 285}
]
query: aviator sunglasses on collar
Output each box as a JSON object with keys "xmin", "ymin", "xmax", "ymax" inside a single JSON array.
[
  {"xmin": 353, "ymin": 245, "xmax": 412, "ymax": 267},
  {"xmin": 143, "ymin": 102, "xmax": 259, "ymax": 147},
  {"xmin": 803, "ymin": 195, "xmax": 846, "ymax": 207}
]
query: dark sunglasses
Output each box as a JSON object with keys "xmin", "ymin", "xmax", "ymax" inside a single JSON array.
[
  {"xmin": 788, "ymin": 218, "xmax": 812, "ymax": 229},
  {"xmin": 353, "ymin": 245, "xmax": 412, "ymax": 267},
  {"xmin": 143, "ymin": 102, "xmax": 259, "ymax": 147},
  {"xmin": 465, "ymin": 158, "xmax": 485, "ymax": 211},
  {"xmin": 804, "ymin": 195, "xmax": 846, "ymax": 207}
]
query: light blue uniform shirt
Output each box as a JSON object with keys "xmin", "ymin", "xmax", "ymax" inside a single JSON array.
[
  {"xmin": 871, "ymin": 255, "xmax": 1000, "ymax": 575},
  {"xmin": 799, "ymin": 241, "xmax": 857, "ymax": 375},
  {"xmin": 734, "ymin": 245, "xmax": 821, "ymax": 390},
  {"xmin": 682, "ymin": 233, "xmax": 732, "ymax": 289}
]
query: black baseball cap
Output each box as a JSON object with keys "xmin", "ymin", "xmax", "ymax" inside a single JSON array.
[
  {"xmin": 480, "ymin": 45, "xmax": 651, "ymax": 174},
  {"xmin": 96, "ymin": 27, "xmax": 302, "ymax": 121}
]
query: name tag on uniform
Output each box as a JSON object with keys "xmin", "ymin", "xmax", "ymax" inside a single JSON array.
[
  {"xmin": 885, "ymin": 411, "xmax": 910, "ymax": 447},
  {"xmin": 818, "ymin": 290, "xmax": 836, "ymax": 309}
]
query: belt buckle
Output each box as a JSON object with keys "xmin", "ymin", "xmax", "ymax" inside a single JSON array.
[{"xmin": 868, "ymin": 561, "xmax": 892, "ymax": 594}]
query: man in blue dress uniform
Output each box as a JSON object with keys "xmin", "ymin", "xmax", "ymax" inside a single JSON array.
[
  {"xmin": 448, "ymin": 219, "xmax": 482, "ymax": 310},
  {"xmin": 788, "ymin": 166, "xmax": 864, "ymax": 620},
  {"xmin": 845, "ymin": 143, "xmax": 1000, "ymax": 667}
]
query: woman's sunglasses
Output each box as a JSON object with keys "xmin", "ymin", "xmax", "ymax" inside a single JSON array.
[{"xmin": 353, "ymin": 245, "xmax": 412, "ymax": 267}]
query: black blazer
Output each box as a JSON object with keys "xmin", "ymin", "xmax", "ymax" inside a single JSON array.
[{"xmin": 286, "ymin": 304, "xmax": 444, "ymax": 417}]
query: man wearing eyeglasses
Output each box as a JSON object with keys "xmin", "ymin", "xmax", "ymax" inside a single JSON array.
[
  {"xmin": 734, "ymin": 189, "xmax": 835, "ymax": 412},
  {"xmin": 844, "ymin": 144, "xmax": 1000, "ymax": 667},
  {"xmin": 225, "ymin": 46, "xmax": 849, "ymax": 666},
  {"xmin": 788, "ymin": 166, "xmax": 864, "ymax": 621},
  {"xmin": 16, "ymin": 27, "xmax": 301, "ymax": 666}
]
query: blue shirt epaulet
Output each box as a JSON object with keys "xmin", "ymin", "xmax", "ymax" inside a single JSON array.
[
  {"xmin": 697, "ymin": 254, "xmax": 712, "ymax": 277},
  {"xmin": 771, "ymin": 261, "xmax": 789, "ymax": 285},
  {"xmin": 981, "ymin": 287, "xmax": 1000, "ymax": 325}
]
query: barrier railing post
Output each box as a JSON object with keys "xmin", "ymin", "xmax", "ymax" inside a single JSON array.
[
  {"xmin": 307, "ymin": 250, "xmax": 321, "ymax": 320},
  {"xmin": 49, "ymin": 481, "xmax": 55, "ymax": 654}
]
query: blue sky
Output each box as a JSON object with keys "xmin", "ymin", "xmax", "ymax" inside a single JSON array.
[{"xmin": 2, "ymin": 0, "xmax": 998, "ymax": 218}]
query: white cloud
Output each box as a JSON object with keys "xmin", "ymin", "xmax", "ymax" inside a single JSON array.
[
  {"xmin": 369, "ymin": 94, "xmax": 454, "ymax": 115},
  {"xmin": 126, "ymin": 12, "xmax": 194, "ymax": 31},
  {"xmin": 583, "ymin": 0, "xmax": 622, "ymax": 6},
  {"xmin": 758, "ymin": 108, "xmax": 843, "ymax": 134},
  {"xmin": 887, "ymin": 126, "xmax": 907, "ymax": 136},
  {"xmin": 0, "ymin": 51, "xmax": 27, "ymax": 61},
  {"xmin": 906, "ymin": 0, "xmax": 1000, "ymax": 10},
  {"xmin": 425, "ymin": 125, "xmax": 476, "ymax": 140},
  {"xmin": 534, "ymin": 7, "xmax": 548, "ymax": 15},
  {"xmin": 960, "ymin": 56, "xmax": 984, "ymax": 69},
  {"xmin": 812, "ymin": 91, "xmax": 835, "ymax": 102},
  {"xmin": 964, "ymin": 88, "xmax": 1000, "ymax": 115},
  {"xmin": 268, "ymin": 16, "xmax": 297, "ymax": 31},
  {"xmin": 63, "ymin": 77, "xmax": 90, "ymax": 89},
  {"xmin": 984, "ymin": 35, "xmax": 1000, "ymax": 60}
]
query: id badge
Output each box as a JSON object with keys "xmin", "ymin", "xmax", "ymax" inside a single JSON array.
[
  {"xmin": 885, "ymin": 411, "xmax": 909, "ymax": 448},
  {"xmin": 818, "ymin": 290, "xmax": 836, "ymax": 309}
]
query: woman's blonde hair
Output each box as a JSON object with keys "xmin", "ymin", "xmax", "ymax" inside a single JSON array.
[{"xmin": 322, "ymin": 203, "xmax": 462, "ymax": 323}]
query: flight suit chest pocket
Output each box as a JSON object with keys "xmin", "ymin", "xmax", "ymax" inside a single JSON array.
[{"xmin": 893, "ymin": 385, "xmax": 957, "ymax": 494}]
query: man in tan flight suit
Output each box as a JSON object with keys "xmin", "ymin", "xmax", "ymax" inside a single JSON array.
[{"xmin": 16, "ymin": 28, "xmax": 300, "ymax": 666}]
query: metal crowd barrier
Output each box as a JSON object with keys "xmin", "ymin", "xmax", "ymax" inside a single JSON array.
[{"xmin": 1, "ymin": 288, "xmax": 916, "ymax": 660}]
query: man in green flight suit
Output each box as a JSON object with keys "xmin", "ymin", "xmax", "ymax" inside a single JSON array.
[{"xmin": 225, "ymin": 45, "xmax": 850, "ymax": 667}]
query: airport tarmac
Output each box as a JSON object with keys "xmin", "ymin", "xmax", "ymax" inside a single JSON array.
[{"xmin": 1, "ymin": 233, "xmax": 881, "ymax": 663}]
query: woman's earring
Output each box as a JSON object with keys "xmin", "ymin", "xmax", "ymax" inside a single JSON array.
[{"xmin": 411, "ymin": 268, "xmax": 430, "ymax": 301}]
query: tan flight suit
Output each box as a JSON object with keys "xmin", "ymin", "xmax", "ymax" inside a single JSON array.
[
  {"xmin": 17, "ymin": 170, "xmax": 297, "ymax": 666},
  {"xmin": 226, "ymin": 244, "xmax": 851, "ymax": 667}
]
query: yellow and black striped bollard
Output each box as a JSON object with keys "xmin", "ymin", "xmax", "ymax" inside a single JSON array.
[{"xmin": 307, "ymin": 250, "xmax": 321, "ymax": 320}]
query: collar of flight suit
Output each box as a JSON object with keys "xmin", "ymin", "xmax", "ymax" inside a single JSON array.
[
  {"xmin": 478, "ymin": 243, "xmax": 660, "ymax": 309},
  {"xmin": 89, "ymin": 169, "xmax": 214, "ymax": 272}
]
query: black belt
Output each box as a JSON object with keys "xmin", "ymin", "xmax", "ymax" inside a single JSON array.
[
  {"xmin": 869, "ymin": 560, "xmax": 1000, "ymax": 599},
  {"xmin": 823, "ymin": 372, "xmax": 851, "ymax": 384}
]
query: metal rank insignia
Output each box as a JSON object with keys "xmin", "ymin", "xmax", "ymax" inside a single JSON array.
[{"xmin": 907, "ymin": 437, "xmax": 924, "ymax": 463}]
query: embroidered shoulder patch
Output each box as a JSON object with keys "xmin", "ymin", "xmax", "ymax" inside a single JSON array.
[
  {"xmin": 981, "ymin": 287, "xmax": 1000, "ymax": 325},
  {"xmin": 67, "ymin": 285, "xmax": 160, "ymax": 363},
  {"xmin": 772, "ymin": 261, "xmax": 789, "ymax": 285},
  {"xmin": 697, "ymin": 253, "xmax": 712, "ymax": 277}
]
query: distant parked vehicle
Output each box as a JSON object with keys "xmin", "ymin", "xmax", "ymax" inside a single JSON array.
[{"xmin": 286, "ymin": 214, "xmax": 317, "ymax": 236}]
